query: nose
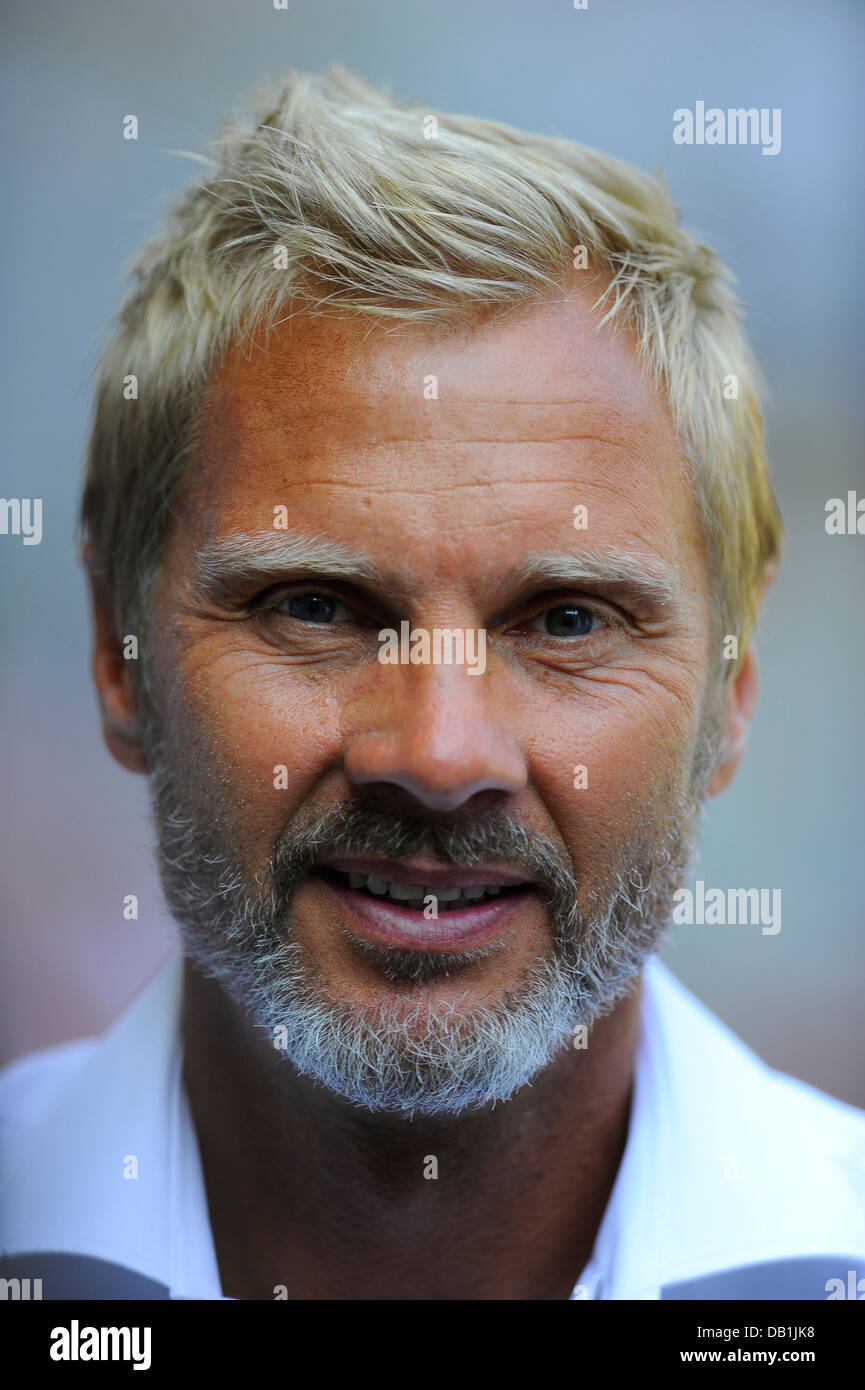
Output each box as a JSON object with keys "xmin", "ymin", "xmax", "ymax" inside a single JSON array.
[{"xmin": 344, "ymin": 665, "xmax": 528, "ymax": 813}]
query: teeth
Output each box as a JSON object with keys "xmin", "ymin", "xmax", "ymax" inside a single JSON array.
[
  {"xmin": 343, "ymin": 872, "xmax": 511, "ymax": 909},
  {"xmin": 387, "ymin": 881, "xmax": 425, "ymax": 900}
]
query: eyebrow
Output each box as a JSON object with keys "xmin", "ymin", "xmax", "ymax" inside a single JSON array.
[
  {"xmin": 193, "ymin": 531, "xmax": 389, "ymax": 605},
  {"xmin": 193, "ymin": 530, "xmax": 678, "ymax": 613},
  {"xmin": 519, "ymin": 551, "xmax": 678, "ymax": 611}
]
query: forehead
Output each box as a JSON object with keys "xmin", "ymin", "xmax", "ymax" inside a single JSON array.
[{"xmin": 182, "ymin": 290, "xmax": 703, "ymax": 586}]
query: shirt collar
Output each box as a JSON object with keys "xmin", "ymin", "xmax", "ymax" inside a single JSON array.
[
  {"xmin": 4, "ymin": 951, "xmax": 862, "ymax": 1299},
  {"xmin": 578, "ymin": 956, "xmax": 865, "ymax": 1298},
  {"xmin": 1, "ymin": 952, "xmax": 223, "ymax": 1298}
]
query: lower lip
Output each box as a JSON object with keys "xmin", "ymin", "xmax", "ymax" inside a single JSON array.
[{"xmin": 317, "ymin": 875, "xmax": 533, "ymax": 952}]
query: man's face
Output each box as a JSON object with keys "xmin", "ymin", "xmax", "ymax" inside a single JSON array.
[{"xmin": 140, "ymin": 288, "xmax": 720, "ymax": 1114}]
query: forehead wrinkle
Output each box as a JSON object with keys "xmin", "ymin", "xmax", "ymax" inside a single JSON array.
[
  {"xmin": 209, "ymin": 377, "xmax": 664, "ymax": 436},
  {"xmin": 244, "ymin": 411, "xmax": 660, "ymax": 452}
]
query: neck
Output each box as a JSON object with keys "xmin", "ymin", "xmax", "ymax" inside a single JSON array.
[{"xmin": 182, "ymin": 957, "xmax": 642, "ymax": 1300}]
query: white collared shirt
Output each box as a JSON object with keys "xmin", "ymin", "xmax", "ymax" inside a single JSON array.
[{"xmin": 2, "ymin": 953, "xmax": 864, "ymax": 1300}]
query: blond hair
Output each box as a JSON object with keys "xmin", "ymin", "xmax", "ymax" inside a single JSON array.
[{"xmin": 80, "ymin": 63, "xmax": 781, "ymax": 670}]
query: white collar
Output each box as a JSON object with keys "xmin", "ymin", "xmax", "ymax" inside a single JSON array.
[
  {"xmin": 0, "ymin": 953, "xmax": 223, "ymax": 1298},
  {"xmin": 3, "ymin": 952, "xmax": 863, "ymax": 1299},
  {"xmin": 579, "ymin": 958, "xmax": 865, "ymax": 1298}
]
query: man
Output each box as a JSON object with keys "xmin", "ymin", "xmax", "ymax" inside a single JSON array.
[{"xmin": 2, "ymin": 64, "xmax": 863, "ymax": 1301}]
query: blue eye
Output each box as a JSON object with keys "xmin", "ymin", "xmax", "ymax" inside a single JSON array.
[
  {"xmin": 278, "ymin": 592, "xmax": 349, "ymax": 624},
  {"xmin": 531, "ymin": 605, "xmax": 601, "ymax": 637}
]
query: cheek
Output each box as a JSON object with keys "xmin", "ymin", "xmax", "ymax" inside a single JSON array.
[
  {"xmin": 525, "ymin": 678, "xmax": 700, "ymax": 876},
  {"xmin": 157, "ymin": 650, "xmax": 346, "ymax": 846}
]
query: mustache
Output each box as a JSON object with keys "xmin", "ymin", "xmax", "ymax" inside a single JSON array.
[{"xmin": 266, "ymin": 799, "xmax": 580, "ymax": 931}]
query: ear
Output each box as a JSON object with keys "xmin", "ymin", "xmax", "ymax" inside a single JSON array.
[
  {"xmin": 84, "ymin": 551, "xmax": 148, "ymax": 774},
  {"xmin": 706, "ymin": 645, "xmax": 759, "ymax": 798}
]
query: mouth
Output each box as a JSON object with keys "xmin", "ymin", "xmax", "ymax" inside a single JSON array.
[{"xmin": 310, "ymin": 856, "xmax": 536, "ymax": 953}]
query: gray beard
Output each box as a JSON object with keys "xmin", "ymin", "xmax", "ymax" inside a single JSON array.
[{"xmin": 144, "ymin": 713, "xmax": 720, "ymax": 1117}]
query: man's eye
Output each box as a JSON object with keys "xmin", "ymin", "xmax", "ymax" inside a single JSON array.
[
  {"xmin": 274, "ymin": 592, "xmax": 355, "ymax": 624},
  {"xmin": 527, "ymin": 605, "xmax": 605, "ymax": 637}
]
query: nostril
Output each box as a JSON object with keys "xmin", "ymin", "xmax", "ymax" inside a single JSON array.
[
  {"xmin": 344, "ymin": 728, "xmax": 528, "ymax": 811},
  {"xmin": 344, "ymin": 778, "xmax": 517, "ymax": 816}
]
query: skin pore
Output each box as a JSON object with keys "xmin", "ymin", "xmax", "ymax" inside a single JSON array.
[{"xmin": 89, "ymin": 284, "xmax": 759, "ymax": 1299}]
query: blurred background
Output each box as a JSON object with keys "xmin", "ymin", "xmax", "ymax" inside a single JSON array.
[{"xmin": 1, "ymin": 0, "xmax": 863, "ymax": 1104}]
